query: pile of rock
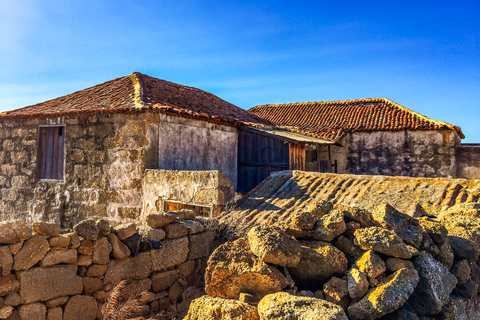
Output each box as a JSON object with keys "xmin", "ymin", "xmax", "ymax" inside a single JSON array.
[
  {"xmin": 184, "ymin": 202, "xmax": 480, "ymax": 319},
  {"xmin": 0, "ymin": 210, "xmax": 219, "ymax": 320}
]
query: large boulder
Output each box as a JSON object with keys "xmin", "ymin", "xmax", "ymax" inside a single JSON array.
[
  {"xmin": 204, "ymin": 238, "xmax": 288, "ymax": 299},
  {"xmin": 312, "ymin": 209, "xmax": 347, "ymax": 242},
  {"xmin": 407, "ymin": 251, "xmax": 458, "ymax": 316},
  {"xmin": 372, "ymin": 204, "xmax": 423, "ymax": 248},
  {"xmin": 258, "ymin": 292, "xmax": 348, "ymax": 320},
  {"xmin": 354, "ymin": 227, "xmax": 412, "ymax": 259},
  {"xmin": 348, "ymin": 268, "xmax": 420, "ymax": 320},
  {"xmin": 288, "ymin": 240, "xmax": 348, "ymax": 288},
  {"xmin": 184, "ymin": 295, "xmax": 259, "ymax": 320},
  {"xmin": 247, "ymin": 225, "xmax": 301, "ymax": 267}
]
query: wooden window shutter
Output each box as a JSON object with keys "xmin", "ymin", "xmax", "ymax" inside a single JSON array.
[{"xmin": 37, "ymin": 126, "xmax": 65, "ymax": 179}]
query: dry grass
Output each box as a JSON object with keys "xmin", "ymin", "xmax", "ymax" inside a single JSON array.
[{"xmin": 102, "ymin": 280, "xmax": 171, "ymax": 320}]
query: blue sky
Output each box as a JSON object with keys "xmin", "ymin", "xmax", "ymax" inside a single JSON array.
[{"xmin": 1, "ymin": 0, "xmax": 479, "ymax": 141}]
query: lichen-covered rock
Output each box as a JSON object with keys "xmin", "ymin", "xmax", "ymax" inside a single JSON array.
[
  {"xmin": 290, "ymin": 211, "xmax": 317, "ymax": 230},
  {"xmin": 348, "ymin": 268, "xmax": 419, "ymax": 320},
  {"xmin": 312, "ymin": 209, "xmax": 346, "ymax": 242},
  {"xmin": 247, "ymin": 225, "xmax": 301, "ymax": 267},
  {"xmin": 146, "ymin": 212, "xmax": 177, "ymax": 228},
  {"xmin": 306, "ymin": 200, "xmax": 333, "ymax": 219},
  {"xmin": 258, "ymin": 292, "xmax": 348, "ymax": 320},
  {"xmin": 408, "ymin": 251, "xmax": 458, "ymax": 316},
  {"xmin": 354, "ymin": 227, "xmax": 412, "ymax": 259},
  {"xmin": 323, "ymin": 277, "xmax": 351, "ymax": 310},
  {"xmin": 288, "ymin": 240, "xmax": 348, "ymax": 287},
  {"xmin": 165, "ymin": 221, "xmax": 188, "ymax": 239},
  {"xmin": 356, "ymin": 250, "xmax": 386, "ymax": 279},
  {"xmin": 12, "ymin": 234, "xmax": 49, "ymax": 271},
  {"xmin": 188, "ymin": 231, "xmax": 215, "ymax": 260},
  {"xmin": 372, "ymin": 204, "xmax": 423, "ymax": 248},
  {"xmin": 73, "ymin": 220, "xmax": 99, "ymax": 241},
  {"xmin": 0, "ymin": 220, "xmax": 32, "ymax": 244},
  {"xmin": 184, "ymin": 295, "xmax": 259, "ymax": 320},
  {"xmin": 95, "ymin": 219, "xmax": 110, "ymax": 236},
  {"xmin": 32, "ymin": 221, "xmax": 60, "ymax": 237},
  {"xmin": 347, "ymin": 268, "xmax": 369, "ymax": 301},
  {"xmin": 418, "ymin": 217, "xmax": 447, "ymax": 244},
  {"xmin": 205, "ymin": 238, "xmax": 287, "ymax": 299},
  {"xmin": 438, "ymin": 215, "xmax": 480, "ymax": 248}
]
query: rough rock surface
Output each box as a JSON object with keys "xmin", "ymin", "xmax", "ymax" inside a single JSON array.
[
  {"xmin": 408, "ymin": 251, "xmax": 458, "ymax": 316},
  {"xmin": 0, "ymin": 220, "xmax": 32, "ymax": 244},
  {"xmin": 63, "ymin": 295, "xmax": 97, "ymax": 320},
  {"xmin": 114, "ymin": 223, "xmax": 137, "ymax": 240},
  {"xmin": 107, "ymin": 233, "xmax": 131, "ymax": 260},
  {"xmin": 347, "ymin": 268, "xmax": 369, "ymax": 301},
  {"xmin": 356, "ymin": 250, "xmax": 386, "ymax": 279},
  {"xmin": 288, "ymin": 240, "xmax": 348, "ymax": 287},
  {"xmin": 32, "ymin": 221, "xmax": 60, "ymax": 237},
  {"xmin": 73, "ymin": 219, "xmax": 99, "ymax": 240},
  {"xmin": 354, "ymin": 227, "xmax": 412, "ymax": 259},
  {"xmin": 0, "ymin": 246, "xmax": 13, "ymax": 276},
  {"xmin": 372, "ymin": 204, "xmax": 423, "ymax": 247},
  {"xmin": 348, "ymin": 268, "xmax": 420, "ymax": 320},
  {"xmin": 247, "ymin": 225, "xmax": 301, "ymax": 267},
  {"xmin": 12, "ymin": 234, "xmax": 49, "ymax": 271},
  {"xmin": 205, "ymin": 238, "xmax": 287, "ymax": 299},
  {"xmin": 258, "ymin": 292, "xmax": 348, "ymax": 320},
  {"xmin": 146, "ymin": 212, "xmax": 177, "ymax": 228},
  {"xmin": 312, "ymin": 209, "xmax": 346, "ymax": 242},
  {"xmin": 323, "ymin": 277, "xmax": 351, "ymax": 310},
  {"xmin": 290, "ymin": 211, "xmax": 316, "ymax": 230},
  {"xmin": 184, "ymin": 295, "xmax": 259, "ymax": 320}
]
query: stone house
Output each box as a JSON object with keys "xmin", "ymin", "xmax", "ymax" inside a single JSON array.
[
  {"xmin": 249, "ymin": 98, "xmax": 480, "ymax": 179},
  {"xmin": 0, "ymin": 73, "xmax": 329, "ymax": 226}
]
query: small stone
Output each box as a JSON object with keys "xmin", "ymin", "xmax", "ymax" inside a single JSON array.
[
  {"xmin": 137, "ymin": 226, "xmax": 166, "ymax": 242},
  {"xmin": 247, "ymin": 225, "xmax": 302, "ymax": 267},
  {"xmin": 4, "ymin": 293, "xmax": 20, "ymax": 306},
  {"xmin": 0, "ymin": 274, "xmax": 19, "ymax": 296},
  {"xmin": 323, "ymin": 277, "xmax": 350, "ymax": 310},
  {"xmin": 83, "ymin": 277, "xmax": 103, "ymax": 295},
  {"xmin": 172, "ymin": 209, "xmax": 196, "ymax": 220},
  {"xmin": 0, "ymin": 305, "xmax": 13, "ymax": 319},
  {"xmin": 47, "ymin": 307, "xmax": 62, "ymax": 320},
  {"xmin": 0, "ymin": 220, "xmax": 32, "ymax": 244},
  {"xmin": 19, "ymin": 302, "xmax": 46, "ymax": 320},
  {"xmin": 239, "ymin": 292, "xmax": 257, "ymax": 304},
  {"xmin": 290, "ymin": 211, "xmax": 316, "ymax": 230},
  {"xmin": 194, "ymin": 217, "xmax": 220, "ymax": 232},
  {"xmin": 312, "ymin": 209, "xmax": 346, "ymax": 242},
  {"xmin": 107, "ymin": 233, "xmax": 130, "ymax": 260},
  {"xmin": 436, "ymin": 239, "xmax": 454, "ymax": 270},
  {"xmin": 8, "ymin": 242, "xmax": 23, "ymax": 255},
  {"xmin": 306, "ymin": 200, "xmax": 333, "ymax": 219},
  {"xmin": 12, "ymin": 234, "xmax": 49, "ymax": 271},
  {"xmin": 314, "ymin": 290, "xmax": 324, "ymax": 299},
  {"xmin": 0, "ymin": 246, "xmax": 13, "ymax": 276},
  {"xmin": 92, "ymin": 237, "xmax": 112, "ymax": 264},
  {"xmin": 114, "ymin": 223, "xmax": 137, "ymax": 240},
  {"xmin": 66, "ymin": 232, "xmax": 80, "ymax": 249},
  {"xmin": 452, "ymin": 260, "xmax": 471, "ymax": 285},
  {"xmin": 63, "ymin": 295, "xmax": 97, "ymax": 320},
  {"xmin": 182, "ymin": 220, "xmax": 205, "ymax": 235},
  {"xmin": 151, "ymin": 270, "xmax": 179, "ymax": 292},
  {"xmin": 418, "ymin": 217, "xmax": 447, "ymax": 244},
  {"xmin": 354, "ymin": 227, "xmax": 412, "ymax": 259},
  {"xmin": 73, "ymin": 220, "xmax": 99, "ymax": 241},
  {"xmin": 32, "ymin": 221, "xmax": 60, "ymax": 237},
  {"xmin": 453, "ymin": 279, "xmax": 479, "ymax": 299},
  {"xmin": 356, "ymin": 250, "xmax": 386, "ymax": 279},
  {"xmin": 146, "ymin": 212, "xmax": 177, "ymax": 228},
  {"xmin": 164, "ymin": 222, "xmax": 188, "ymax": 239},
  {"xmin": 347, "ymin": 268, "xmax": 369, "ymax": 301},
  {"xmin": 45, "ymin": 296, "xmax": 69, "ymax": 308},
  {"xmin": 48, "ymin": 235, "xmax": 70, "ymax": 248},
  {"xmin": 85, "ymin": 264, "xmax": 108, "ymax": 277},
  {"xmin": 297, "ymin": 290, "xmax": 314, "ymax": 297},
  {"xmin": 78, "ymin": 240, "xmax": 93, "ymax": 255},
  {"xmin": 385, "ymin": 257, "xmax": 414, "ymax": 272},
  {"xmin": 448, "ymin": 236, "xmax": 479, "ymax": 262},
  {"xmin": 95, "ymin": 219, "xmax": 110, "ymax": 236},
  {"xmin": 77, "ymin": 254, "xmax": 92, "ymax": 266},
  {"xmin": 177, "ymin": 260, "xmax": 196, "ymax": 279}
]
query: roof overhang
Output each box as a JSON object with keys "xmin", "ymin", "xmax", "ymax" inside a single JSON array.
[{"xmin": 248, "ymin": 127, "xmax": 338, "ymax": 145}]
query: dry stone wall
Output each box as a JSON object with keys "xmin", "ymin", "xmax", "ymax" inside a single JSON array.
[{"xmin": 0, "ymin": 212, "xmax": 219, "ymax": 320}]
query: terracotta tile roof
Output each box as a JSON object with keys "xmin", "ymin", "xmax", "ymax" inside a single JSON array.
[
  {"xmin": 220, "ymin": 170, "xmax": 480, "ymax": 236},
  {"xmin": 0, "ymin": 73, "xmax": 270, "ymax": 127},
  {"xmin": 249, "ymin": 98, "xmax": 465, "ymax": 141}
]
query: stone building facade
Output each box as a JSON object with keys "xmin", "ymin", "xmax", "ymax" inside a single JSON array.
[
  {"xmin": 0, "ymin": 73, "xmax": 267, "ymax": 227},
  {"xmin": 250, "ymin": 98, "xmax": 479, "ymax": 179}
]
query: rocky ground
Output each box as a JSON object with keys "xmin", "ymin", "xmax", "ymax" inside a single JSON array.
[{"xmin": 184, "ymin": 202, "xmax": 480, "ymax": 319}]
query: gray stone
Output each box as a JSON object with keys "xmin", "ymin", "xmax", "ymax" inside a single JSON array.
[
  {"xmin": 73, "ymin": 219, "xmax": 99, "ymax": 240},
  {"xmin": 347, "ymin": 268, "xmax": 369, "ymax": 301},
  {"xmin": 452, "ymin": 260, "xmax": 471, "ymax": 285},
  {"xmin": 183, "ymin": 220, "xmax": 205, "ymax": 235},
  {"xmin": 448, "ymin": 236, "xmax": 480, "ymax": 262},
  {"xmin": 146, "ymin": 212, "xmax": 177, "ymax": 228},
  {"xmin": 18, "ymin": 266, "xmax": 83, "ymax": 304},
  {"xmin": 12, "ymin": 234, "xmax": 49, "ymax": 271},
  {"xmin": 439, "ymin": 295, "xmax": 478, "ymax": 320},
  {"xmin": 408, "ymin": 251, "xmax": 458, "ymax": 316},
  {"xmin": 121, "ymin": 233, "xmax": 141, "ymax": 255}
]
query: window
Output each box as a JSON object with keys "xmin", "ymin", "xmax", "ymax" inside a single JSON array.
[{"xmin": 37, "ymin": 126, "xmax": 65, "ymax": 180}]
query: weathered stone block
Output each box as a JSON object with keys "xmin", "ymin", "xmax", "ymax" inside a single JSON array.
[
  {"xmin": 151, "ymin": 237, "xmax": 189, "ymax": 272},
  {"xmin": 92, "ymin": 237, "xmax": 112, "ymax": 265},
  {"xmin": 46, "ymin": 307, "xmax": 62, "ymax": 320},
  {"xmin": 63, "ymin": 295, "xmax": 97, "ymax": 320},
  {"xmin": 40, "ymin": 249, "xmax": 77, "ymax": 267},
  {"xmin": 188, "ymin": 231, "xmax": 215, "ymax": 260},
  {"xmin": 32, "ymin": 221, "xmax": 60, "ymax": 237},
  {"xmin": 18, "ymin": 266, "xmax": 83, "ymax": 304},
  {"xmin": 18, "ymin": 302, "xmax": 46, "ymax": 320},
  {"xmin": 151, "ymin": 270, "xmax": 179, "ymax": 292},
  {"xmin": 165, "ymin": 222, "xmax": 188, "ymax": 239},
  {"xmin": 103, "ymin": 252, "xmax": 152, "ymax": 285},
  {"xmin": 13, "ymin": 234, "xmax": 49, "ymax": 271},
  {"xmin": 83, "ymin": 277, "xmax": 103, "ymax": 295},
  {"xmin": 0, "ymin": 274, "xmax": 20, "ymax": 296},
  {"xmin": 114, "ymin": 223, "xmax": 137, "ymax": 240},
  {"xmin": 0, "ymin": 220, "xmax": 32, "ymax": 244},
  {"xmin": 0, "ymin": 246, "xmax": 12, "ymax": 276}
]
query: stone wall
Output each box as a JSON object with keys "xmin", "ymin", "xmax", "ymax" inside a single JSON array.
[
  {"xmin": 0, "ymin": 113, "xmax": 153, "ymax": 228},
  {"xmin": 0, "ymin": 213, "xmax": 219, "ymax": 320},
  {"xmin": 318, "ymin": 130, "xmax": 460, "ymax": 178},
  {"xmin": 143, "ymin": 169, "xmax": 234, "ymax": 221},
  {"xmin": 456, "ymin": 144, "xmax": 480, "ymax": 180},
  {"xmin": 149, "ymin": 113, "xmax": 239, "ymax": 189}
]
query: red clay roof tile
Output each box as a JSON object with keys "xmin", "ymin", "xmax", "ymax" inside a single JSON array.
[{"xmin": 249, "ymin": 98, "xmax": 465, "ymax": 141}]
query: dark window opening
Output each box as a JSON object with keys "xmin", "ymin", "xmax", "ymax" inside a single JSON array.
[{"xmin": 37, "ymin": 126, "xmax": 65, "ymax": 180}]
